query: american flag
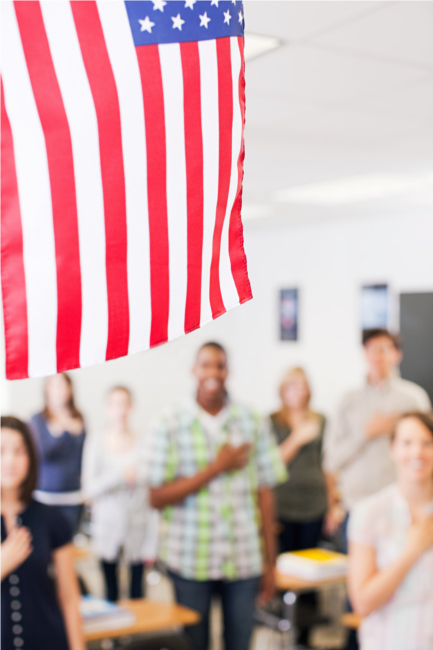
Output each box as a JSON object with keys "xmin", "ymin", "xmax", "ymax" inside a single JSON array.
[{"xmin": 1, "ymin": 0, "xmax": 251, "ymax": 380}]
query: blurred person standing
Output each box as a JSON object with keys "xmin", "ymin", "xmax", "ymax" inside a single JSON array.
[
  {"xmin": 146, "ymin": 342, "xmax": 287, "ymax": 650},
  {"xmin": 271, "ymin": 367, "xmax": 334, "ymax": 552},
  {"xmin": 30, "ymin": 373, "xmax": 86, "ymax": 535},
  {"xmin": 1, "ymin": 416, "xmax": 85, "ymax": 650},
  {"xmin": 270, "ymin": 367, "xmax": 336, "ymax": 647},
  {"xmin": 82, "ymin": 387, "xmax": 158, "ymax": 602},
  {"xmin": 324, "ymin": 329, "xmax": 431, "ymax": 552},
  {"xmin": 348, "ymin": 412, "xmax": 433, "ymax": 650}
]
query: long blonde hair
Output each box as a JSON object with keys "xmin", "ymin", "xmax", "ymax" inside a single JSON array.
[{"xmin": 273, "ymin": 367, "xmax": 315, "ymax": 425}]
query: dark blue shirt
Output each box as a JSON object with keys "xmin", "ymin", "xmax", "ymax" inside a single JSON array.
[
  {"xmin": 1, "ymin": 501, "xmax": 72, "ymax": 650},
  {"xmin": 30, "ymin": 413, "xmax": 85, "ymax": 493}
]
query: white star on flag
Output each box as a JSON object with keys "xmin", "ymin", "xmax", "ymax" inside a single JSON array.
[
  {"xmin": 223, "ymin": 10, "xmax": 232, "ymax": 24},
  {"xmin": 152, "ymin": 0, "xmax": 166, "ymax": 11},
  {"xmin": 231, "ymin": 0, "xmax": 237, "ymax": 5},
  {"xmin": 184, "ymin": 0, "xmax": 197, "ymax": 8},
  {"xmin": 171, "ymin": 13, "xmax": 185, "ymax": 30},
  {"xmin": 199, "ymin": 12, "xmax": 211, "ymax": 28},
  {"xmin": 211, "ymin": 0, "xmax": 219, "ymax": 6},
  {"xmin": 138, "ymin": 16, "xmax": 155, "ymax": 33},
  {"xmin": 238, "ymin": 10, "xmax": 243, "ymax": 23}
]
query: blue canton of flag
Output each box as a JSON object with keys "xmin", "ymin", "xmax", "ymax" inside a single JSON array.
[{"xmin": 125, "ymin": 0, "xmax": 244, "ymax": 46}]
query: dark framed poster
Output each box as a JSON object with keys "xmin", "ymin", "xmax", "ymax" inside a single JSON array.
[
  {"xmin": 279, "ymin": 288, "xmax": 298, "ymax": 341},
  {"xmin": 361, "ymin": 284, "xmax": 389, "ymax": 339}
]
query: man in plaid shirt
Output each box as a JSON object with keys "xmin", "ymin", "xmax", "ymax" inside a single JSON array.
[{"xmin": 147, "ymin": 342, "xmax": 287, "ymax": 650}]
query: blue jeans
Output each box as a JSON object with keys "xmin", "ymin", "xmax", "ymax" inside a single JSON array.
[
  {"xmin": 169, "ymin": 571, "xmax": 260, "ymax": 650},
  {"xmin": 278, "ymin": 517, "xmax": 324, "ymax": 553}
]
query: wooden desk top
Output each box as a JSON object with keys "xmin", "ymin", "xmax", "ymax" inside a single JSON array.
[
  {"xmin": 341, "ymin": 612, "xmax": 362, "ymax": 629},
  {"xmin": 84, "ymin": 599, "xmax": 200, "ymax": 642},
  {"xmin": 73, "ymin": 544, "xmax": 91, "ymax": 561},
  {"xmin": 275, "ymin": 568, "xmax": 347, "ymax": 592}
]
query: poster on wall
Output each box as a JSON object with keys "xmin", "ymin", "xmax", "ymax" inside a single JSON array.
[
  {"xmin": 279, "ymin": 288, "xmax": 299, "ymax": 341},
  {"xmin": 360, "ymin": 284, "xmax": 389, "ymax": 340}
]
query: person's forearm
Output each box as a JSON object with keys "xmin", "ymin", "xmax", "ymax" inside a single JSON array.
[
  {"xmin": 1, "ymin": 558, "xmax": 12, "ymax": 581},
  {"xmin": 365, "ymin": 414, "xmax": 399, "ymax": 440},
  {"xmin": 258, "ymin": 488, "xmax": 277, "ymax": 567},
  {"xmin": 83, "ymin": 470, "xmax": 124, "ymax": 499},
  {"xmin": 54, "ymin": 546, "xmax": 85, "ymax": 650},
  {"xmin": 1, "ymin": 548, "xmax": 18, "ymax": 582},
  {"xmin": 150, "ymin": 461, "xmax": 221, "ymax": 509},
  {"xmin": 324, "ymin": 473, "xmax": 339, "ymax": 508},
  {"xmin": 279, "ymin": 436, "xmax": 302, "ymax": 465},
  {"xmin": 60, "ymin": 594, "xmax": 86, "ymax": 650},
  {"xmin": 349, "ymin": 550, "xmax": 418, "ymax": 617},
  {"xmin": 325, "ymin": 432, "xmax": 368, "ymax": 473}
]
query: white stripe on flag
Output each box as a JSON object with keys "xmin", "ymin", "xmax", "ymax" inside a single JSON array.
[
  {"xmin": 40, "ymin": 1, "xmax": 109, "ymax": 369},
  {"xmin": 1, "ymin": 1, "xmax": 57, "ymax": 377},
  {"xmin": 97, "ymin": 1, "xmax": 152, "ymax": 356},
  {"xmin": 159, "ymin": 42, "xmax": 188, "ymax": 341},
  {"xmin": 219, "ymin": 36, "xmax": 243, "ymax": 310},
  {"xmin": 198, "ymin": 39, "xmax": 219, "ymax": 326}
]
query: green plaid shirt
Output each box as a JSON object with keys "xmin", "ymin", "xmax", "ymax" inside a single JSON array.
[{"xmin": 147, "ymin": 400, "xmax": 287, "ymax": 581}]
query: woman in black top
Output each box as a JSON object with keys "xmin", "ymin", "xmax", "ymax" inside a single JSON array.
[
  {"xmin": 270, "ymin": 368, "xmax": 336, "ymax": 646},
  {"xmin": 270, "ymin": 368, "xmax": 335, "ymax": 551},
  {"xmin": 1, "ymin": 416, "xmax": 84, "ymax": 650}
]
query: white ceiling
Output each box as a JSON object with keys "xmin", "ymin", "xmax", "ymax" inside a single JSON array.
[{"xmin": 242, "ymin": 0, "xmax": 433, "ymax": 226}]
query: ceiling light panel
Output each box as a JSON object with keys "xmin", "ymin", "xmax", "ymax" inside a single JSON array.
[
  {"xmin": 273, "ymin": 173, "xmax": 433, "ymax": 206},
  {"xmin": 244, "ymin": 33, "xmax": 281, "ymax": 61}
]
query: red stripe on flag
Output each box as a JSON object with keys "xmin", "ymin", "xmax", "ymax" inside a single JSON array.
[
  {"xmin": 180, "ymin": 41, "xmax": 204, "ymax": 334},
  {"xmin": 228, "ymin": 37, "xmax": 252, "ymax": 304},
  {"xmin": 210, "ymin": 38, "xmax": 233, "ymax": 318},
  {"xmin": 71, "ymin": 1, "xmax": 129, "ymax": 361},
  {"xmin": 1, "ymin": 80, "xmax": 29, "ymax": 380},
  {"xmin": 135, "ymin": 44, "xmax": 169, "ymax": 347},
  {"xmin": 14, "ymin": 1, "xmax": 82, "ymax": 372}
]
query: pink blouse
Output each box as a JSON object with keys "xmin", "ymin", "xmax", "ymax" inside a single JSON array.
[{"xmin": 348, "ymin": 484, "xmax": 433, "ymax": 650}]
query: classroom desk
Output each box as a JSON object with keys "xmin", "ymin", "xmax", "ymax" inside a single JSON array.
[
  {"xmin": 73, "ymin": 544, "xmax": 91, "ymax": 561},
  {"xmin": 274, "ymin": 569, "xmax": 348, "ymax": 649},
  {"xmin": 83, "ymin": 599, "xmax": 200, "ymax": 643},
  {"xmin": 275, "ymin": 569, "xmax": 348, "ymax": 592},
  {"xmin": 341, "ymin": 612, "xmax": 362, "ymax": 629}
]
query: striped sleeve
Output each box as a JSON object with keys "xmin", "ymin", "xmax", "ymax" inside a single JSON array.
[
  {"xmin": 146, "ymin": 415, "xmax": 178, "ymax": 488},
  {"xmin": 254, "ymin": 416, "xmax": 288, "ymax": 488}
]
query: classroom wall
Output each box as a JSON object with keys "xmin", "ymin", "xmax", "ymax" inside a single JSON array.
[{"xmin": 2, "ymin": 210, "xmax": 432, "ymax": 436}]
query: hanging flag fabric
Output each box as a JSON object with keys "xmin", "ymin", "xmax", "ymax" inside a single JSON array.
[{"xmin": 1, "ymin": 0, "xmax": 252, "ymax": 380}]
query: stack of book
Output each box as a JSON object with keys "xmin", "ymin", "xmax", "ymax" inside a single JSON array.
[
  {"xmin": 277, "ymin": 548, "xmax": 348, "ymax": 581},
  {"xmin": 80, "ymin": 595, "xmax": 136, "ymax": 633}
]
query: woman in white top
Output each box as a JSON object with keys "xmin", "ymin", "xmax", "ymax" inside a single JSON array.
[
  {"xmin": 82, "ymin": 386, "xmax": 158, "ymax": 601},
  {"xmin": 348, "ymin": 411, "xmax": 433, "ymax": 650}
]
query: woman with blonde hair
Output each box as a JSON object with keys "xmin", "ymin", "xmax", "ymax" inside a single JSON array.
[{"xmin": 270, "ymin": 367, "xmax": 331, "ymax": 552}]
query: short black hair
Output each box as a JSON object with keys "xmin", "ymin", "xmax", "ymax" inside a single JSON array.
[
  {"xmin": 1, "ymin": 416, "xmax": 38, "ymax": 503},
  {"xmin": 198, "ymin": 341, "xmax": 227, "ymax": 356},
  {"xmin": 362, "ymin": 328, "xmax": 402, "ymax": 351}
]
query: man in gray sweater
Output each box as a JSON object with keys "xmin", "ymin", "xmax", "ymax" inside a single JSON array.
[{"xmin": 323, "ymin": 328, "xmax": 431, "ymax": 550}]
